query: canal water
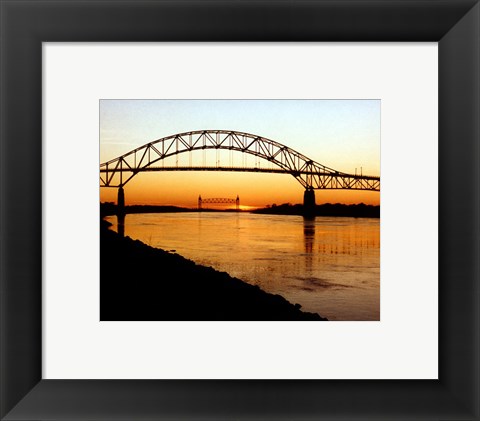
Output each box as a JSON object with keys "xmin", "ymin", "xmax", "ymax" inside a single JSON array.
[{"xmin": 106, "ymin": 212, "xmax": 380, "ymax": 321}]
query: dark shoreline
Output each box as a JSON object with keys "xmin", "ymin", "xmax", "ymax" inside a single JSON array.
[
  {"xmin": 252, "ymin": 203, "xmax": 380, "ymax": 218},
  {"xmin": 100, "ymin": 202, "xmax": 380, "ymax": 218},
  {"xmin": 100, "ymin": 219, "xmax": 327, "ymax": 321}
]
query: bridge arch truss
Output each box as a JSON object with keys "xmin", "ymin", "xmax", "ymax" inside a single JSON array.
[{"xmin": 100, "ymin": 130, "xmax": 380, "ymax": 191}]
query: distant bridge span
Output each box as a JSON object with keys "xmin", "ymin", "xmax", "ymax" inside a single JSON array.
[
  {"xmin": 100, "ymin": 130, "xmax": 380, "ymax": 213},
  {"xmin": 198, "ymin": 195, "xmax": 240, "ymax": 210}
]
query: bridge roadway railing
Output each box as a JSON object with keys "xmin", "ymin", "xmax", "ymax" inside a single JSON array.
[{"xmin": 100, "ymin": 165, "xmax": 380, "ymax": 191}]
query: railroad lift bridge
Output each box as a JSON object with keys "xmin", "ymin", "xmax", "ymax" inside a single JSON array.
[{"xmin": 100, "ymin": 130, "xmax": 380, "ymax": 214}]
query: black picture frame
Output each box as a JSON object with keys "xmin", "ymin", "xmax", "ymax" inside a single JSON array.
[{"xmin": 1, "ymin": 0, "xmax": 479, "ymax": 419}]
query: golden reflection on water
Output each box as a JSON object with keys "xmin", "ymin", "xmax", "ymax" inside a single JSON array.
[{"xmin": 107, "ymin": 212, "xmax": 380, "ymax": 321}]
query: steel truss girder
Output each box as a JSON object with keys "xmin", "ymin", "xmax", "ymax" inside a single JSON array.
[
  {"xmin": 100, "ymin": 130, "xmax": 380, "ymax": 191},
  {"xmin": 200, "ymin": 198, "xmax": 237, "ymax": 204}
]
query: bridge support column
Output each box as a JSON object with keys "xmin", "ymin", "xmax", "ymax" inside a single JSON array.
[
  {"xmin": 117, "ymin": 186, "xmax": 125, "ymax": 215},
  {"xmin": 303, "ymin": 188, "xmax": 316, "ymax": 216},
  {"xmin": 117, "ymin": 187, "xmax": 125, "ymax": 237}
]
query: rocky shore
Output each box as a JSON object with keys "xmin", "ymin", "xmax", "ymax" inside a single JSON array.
[{"xmin": 101, "ymin": 220, "xmax": 327, "ymax": 321}]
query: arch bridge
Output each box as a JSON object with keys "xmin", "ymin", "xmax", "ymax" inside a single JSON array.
[{"xmin": 100, "ymin": 130, "xmax": 380, "ymax": 213}]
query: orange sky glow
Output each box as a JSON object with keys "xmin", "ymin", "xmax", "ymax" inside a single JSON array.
[{"xmin": 100, "ymin": 100, "xmax": 380, "ymax": 208}]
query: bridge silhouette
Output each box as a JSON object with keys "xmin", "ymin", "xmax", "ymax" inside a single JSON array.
[
  {"xmin": 198, "ymin": 195, "xmax": 240, "ymax": 210},
  {"xmin": 100, "ymin": 130, "xmax": 380, "ymax": 214}
]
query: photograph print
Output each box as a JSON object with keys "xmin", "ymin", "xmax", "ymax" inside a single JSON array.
[{"xmin": 100, "ymin": 99, "xmax": 380, "ymax": 321}]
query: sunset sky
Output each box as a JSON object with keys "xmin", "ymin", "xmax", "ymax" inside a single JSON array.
[{"xmin": 100, "ymin": 100, "xmax": 380, "ymax": 208}]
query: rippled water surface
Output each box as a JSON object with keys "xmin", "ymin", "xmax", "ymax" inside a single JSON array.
[{"xmin": 106, "ymin": 212, "xmax": 380, "ymax": 320}]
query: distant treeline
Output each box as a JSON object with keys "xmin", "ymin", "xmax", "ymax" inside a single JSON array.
[
  {"xmin": 100, "ymin": 202, "xmax": 191, "ymax": 216},
  {"xmin": 101, "ymin": 201, "xmax": 380, "ymax": 218},
  {"xmin": 253, "ymin": 203, "xmax": 380, "ymax": 218}
]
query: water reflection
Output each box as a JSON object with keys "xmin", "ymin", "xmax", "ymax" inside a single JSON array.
[
  {"xmin": 117, "ymin": 213, "xmax": 125, "ymax": 237},
  {"xmin": 303, "ymin": 216, "xmax": 315, "ymax": 253},
  {"xmin": 303, "ymin": 216, "xmax": 315, "ymax": 273}
]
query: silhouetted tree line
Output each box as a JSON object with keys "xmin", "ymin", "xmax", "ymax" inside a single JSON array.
[
  {"xmin": 101, "ymin": 202, "xmax": 379, "ymax": 218},
  {"xmin": 253, "ymin": 203, "xmax": 380, "ymax": 218},
  {"xmin": 100, "ymin": 202, "xmax": 190, "ymax": 216}
]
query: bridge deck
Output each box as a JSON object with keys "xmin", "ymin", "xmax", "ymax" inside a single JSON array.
[{"xmin": 100, "ymin": 165, "xmax": 380, "ymax": 181}]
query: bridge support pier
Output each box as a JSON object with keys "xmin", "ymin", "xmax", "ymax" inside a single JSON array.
[
  {"xmin": 117, "ymin": 186, "xmax": 125, "ymax": 215},
  {"xmin": 303, "ymin": 188, "xmax": 316, "ymax": 216},
  {"xmin": 117, "ymin": 187, "xmax": 125, "ymax": 237}
]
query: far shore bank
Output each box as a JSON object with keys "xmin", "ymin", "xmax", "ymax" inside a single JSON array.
[
  {"xmin": 252, "ymin": 202, "xmax": 379, "ymax": 218},
  {"xmin": 101, "ymin": 202, "xmax": 380, "ymax": 218},
  {"xmin": 101, "ymin": 219, "xmax": 327, "ymax": 321}
]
